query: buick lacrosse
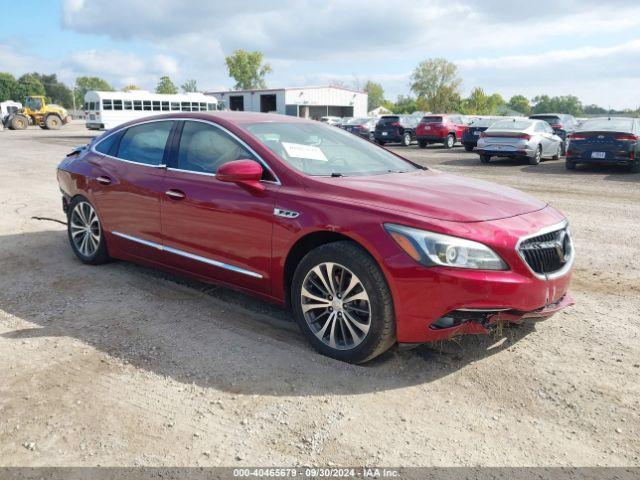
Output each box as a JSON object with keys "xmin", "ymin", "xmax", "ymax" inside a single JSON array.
[{"xmin": 57, "ymin": 112, "xmax": 574, "ymax": 363}]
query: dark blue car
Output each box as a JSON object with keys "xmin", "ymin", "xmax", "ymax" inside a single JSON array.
[{"xmin": 565, "ymin": 117, "xmax": 639, "ymax": 173}]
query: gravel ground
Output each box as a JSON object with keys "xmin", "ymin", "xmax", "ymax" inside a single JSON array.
[{"xmin": 0, "ymin": 123, "xmax": 638, "ymax": 467}]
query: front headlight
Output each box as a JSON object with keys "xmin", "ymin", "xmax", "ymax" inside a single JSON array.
[{"xmin": 384, "ymin": 223, "xmax": 508, "ymax": 270}]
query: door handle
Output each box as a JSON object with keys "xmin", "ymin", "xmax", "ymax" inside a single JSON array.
[
  {"xmin": 96, "ymin": 176, "xmax": 112, "ymax": 185},
  {"xmin": 165, "ymin": 189, "xmax": 186, "ymax": 200}
]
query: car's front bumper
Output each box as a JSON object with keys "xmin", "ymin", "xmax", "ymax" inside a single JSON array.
[{"xmin": 381, "ymin": 207, "xmax": 574, "ymax": 343}]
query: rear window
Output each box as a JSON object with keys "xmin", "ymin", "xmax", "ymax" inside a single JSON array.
[
  {"xmin": 489, "ymin": 120, "xmax": 532, "ymax": 130},
  {"xmin": 378, "ymin": 116, "xmax": 399, "ymax": 124},
  {"xmin": 421, "ymin": 116, "xmax": 444, "ymax": 123},
  {"xmin": 530, "ymin": 115, "xmax": 561, "ymax": 125},
  {"xmin": 578, "ymin": 118, "xmax": 634, "ymax": 132}
]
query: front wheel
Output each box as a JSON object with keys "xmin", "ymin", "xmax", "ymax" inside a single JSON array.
[
  {"xmin": 9, "ymin": 115, "xmax": 28, "ymax": 130},
  {"xmin": 529, "ymin": 145, "xmax": 542, "ymax": 165},
  {"xmin": 291, "ymin": 241, "xmax": 395, "ymax": 364},
  {"xmin": 67, "ymin": 196, "xmax": 110, "ymax": 265}
]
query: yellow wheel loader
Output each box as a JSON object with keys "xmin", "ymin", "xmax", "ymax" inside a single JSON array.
[{"xmin": 6, "ymin": 96, "xmax": 69, "ymax": 130}]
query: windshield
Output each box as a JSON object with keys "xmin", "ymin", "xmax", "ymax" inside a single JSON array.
[
  {"xmin": 578, "ymin": 118, "xmax": 634, "ymax": 132},
  {"xmin": 246, "ymin": 122, "xmax": 419, "ymax": 177},
  {"xmin": 489, "ymin": 120, "xmax": 532, "ymax": 130}
]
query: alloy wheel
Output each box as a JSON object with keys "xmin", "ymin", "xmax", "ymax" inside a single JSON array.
[
  {"xmin": 70, "ymin": 201, "xmax": 101, "ymax": 257},
  {"xmin": 300, "ymin": 262, "xmax": 371, "ymax": 350}
]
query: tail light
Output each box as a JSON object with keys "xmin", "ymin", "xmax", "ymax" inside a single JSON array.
[
  {"xmin": 566, "ymin": 150, "xmax": 573, "ymax": 157},
  {"xmin": 631, "ymin": 151, "xmax": 636, "ymax": 160},
  {"xmin": 551, "ymin": 124, "xmax": 563, "ymax": 130},
  {"xmin": 568, "ymin": 133, "xmax": 586, "ymax": 140},
  {"xmin": 615, "ymin": 134, "xmax": 638, "ymax": 141}
]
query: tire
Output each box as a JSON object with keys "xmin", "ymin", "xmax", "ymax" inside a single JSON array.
[
  {"xmin": 480, "ymin": 155, "xmax": 491, "ymax": 163},
  {"xmin": 528, "ymin": 145, "xmax": 542, "ymax": 165},
  {"xmin": 10, "ymin": 115, "xmax": 28, "ymax": 130},
  {"xmin": 418, "ymin": 140, "xmax": 427, "ymax": 148},
  {"xmin": 39, "ymin": 124, "xmax": 48, "ymax": 130},
  {"xmin": 67, "ymin": 196, "xmax": 110, "ymax": 265},
  {"xmin": 401, "ymin": 132, "xmax": 412, "ymax": 147},
  {"xmin": 464, "ymin": 144, "xmax": 474, "ymax": 152},
  {"xmin": 565, "ymin": 160, "xmax": 576, "ymax": 170},
  {"xmin": 375, "ymin": 139, "xmax": 386, "ymax": 146},
  {"xmin": 291, "ymin": 241, "xmax": 395, "ymax": 364},
  {"xmin": 552, "ymin": 143, "xmax": 561, "ymax": 160},
  {"xmin": 630, "ymin": 162, "xmax": 640, "ymax": 173},
  {"xmin": 444, "ymin": 134, "xmax": 455, "ymax": 149},
  {"xmin": 45, "ymin": 115, "xmax": 62, "ymax": 130}
]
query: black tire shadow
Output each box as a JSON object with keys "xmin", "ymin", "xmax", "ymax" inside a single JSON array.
[{"xmin": 0, "ymin": 229, "xmax": 541, "ymax": 397}]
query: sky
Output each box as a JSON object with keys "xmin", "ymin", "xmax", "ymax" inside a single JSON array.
[{"xmin": 1, "ymin": 0, "xmax": 640, "ymax": 109}]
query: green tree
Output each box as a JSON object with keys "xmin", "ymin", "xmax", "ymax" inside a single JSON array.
[
  {"xmin": 507, "ymin": 95, "xmax": 531, "ymax": 115},
  {"xmin": 462, "ymin": 87, "xmax": 489, "ymax": 114},
  {"xmin": 392, "ymin": 95, "xmax": 418, "ymax": 114},
  {"xmin": 532, "ymin": 95, "xmax": 583, "ymax": 116},
  {"xmin": 583, "ymin": 104, "xmax": 608, "ymax": 115},
  {"xmin": 155, "ymin": 76, "xmax": 178, "ymax": 94},
  {"xmin": 410, "ymin": 58, "xmax": 462, "ymax": 113},
  {"xmin": 225, "ymin": 50, "xmax": 272, "ymax": 90},
  {"xmin": 122, "ymin": 84, "xmax": 140, "ymax": 92},
  {"xmin": 75, "ymin": 76, "xmax": 113, "ymax": 109},
  {"xmin": 181, "ymin": 78, "xmax": 198, "ymax": 93},
  {"xmin": 0, "ymin": 72, "xmax": 19, "ymax": 102},
  {"xmin": 31, "ymin": 73, "xmax": 73, "ymax": 108},
  {"xmin": 15, "ymin": 74, "xmax": 46, "ymax": 101},
  {"xmin": 363, "ymin": 80, "xmax": 385, "ymax": 112}
]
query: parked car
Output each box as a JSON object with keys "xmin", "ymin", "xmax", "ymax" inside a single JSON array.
[
  {"xmin": 565, "ymin": 117, "xmax": 639, "ymax": 172},
  {"xmin": 476, "ymin": 119, "xmax": 563, "ymax": 165},
  {"xmin": 529, "ymin": 113, "xmax": 577, "ymax": 154},
  {"xmin": 342, "ymin": 117, "xmax": 377, "ymax": 140},
  {"xmin": 57, "ymin": 112, "xmax": 574, "ymax": 363},
  {"xmin": 373, "ymin": 115, "xmax": 418, "ymax": 146},
  {"xmin": 319, "ymin": 116, "xmax": 342, "ymax": 126},
  {"xmin": 461, "ymin": 117, "xmax": 502, "ymax": 151},
  {"xmin": 415, "ymin": 114, "xmax": 467, "ymax": 149}
]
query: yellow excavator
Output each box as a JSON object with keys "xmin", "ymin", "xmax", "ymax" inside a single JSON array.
[{"xmin": 6, "ymin": 95, "xmax": 69, "ymax": 130}]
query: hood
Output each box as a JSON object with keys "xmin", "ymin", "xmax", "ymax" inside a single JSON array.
[{"xmin": 313, "ymin": 170, "xmax": 546, "ymax": 223}]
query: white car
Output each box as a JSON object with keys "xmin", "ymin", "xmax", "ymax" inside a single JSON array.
[
  {"xmin": 319, "ymin": 116, "xmax": 342, "ymax": 126},
  {"xmin": 476, "ymin": 119, "xmax": 563, "ymax": 165}
]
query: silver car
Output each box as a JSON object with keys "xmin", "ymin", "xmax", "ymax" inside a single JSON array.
[{"xmin": 476, "ymin": 119, "xmax": 563, "ymax": 165}]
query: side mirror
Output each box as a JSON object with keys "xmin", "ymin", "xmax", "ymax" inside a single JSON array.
[{"xmin": 216, "ymin": 159, "xmax": 265, "ymax": 191}]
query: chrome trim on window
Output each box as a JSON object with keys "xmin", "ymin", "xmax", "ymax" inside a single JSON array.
[
  {"xmin": 515, "ymin": 220, "xmax": 574, "ymax": 280},
  {"xmin": 111, "ymin": 231, "xmax": 263, "ymax": 279},
  {"xmin": 90, "ymin": 116, "xmax": 280, "ymax": 184}
]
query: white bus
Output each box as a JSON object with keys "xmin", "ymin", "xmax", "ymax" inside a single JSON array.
[{"xmin": 83, "ymin": 90, "xmax": 219, "ymax": 130}]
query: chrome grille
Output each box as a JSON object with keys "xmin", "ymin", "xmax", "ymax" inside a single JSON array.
[{"xmin": 518, "ymin": 226, "xmax": 572, "ymax": 276}]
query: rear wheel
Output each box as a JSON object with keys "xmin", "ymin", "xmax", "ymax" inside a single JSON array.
[
  {"xmin": 291, "ymin": 241, "xmax": 395, "ymax": 364},
  {"xmin": 630, "ymin": 162, "xmax": 640, "ymax": 173},
  {"xmin": 480, "ymin": 154, "xmax": 491, "ymax": 163},
  {"xmin": 566, "ymin": 160, "xmax": 576, "ymax": 170},
  {"xmin": 464, "ymin": 144, "xmax": 474, "ymax": 152},
  {"xmin": 45, "ymin": 114, "xmax": 62, "ymax": 130},
  {"xmin": 67, "ymin": 196, "xmax": 110, "ymax": 265},
  {"xmin": 528, "ymin": 145, "xmax": 542, "ymax": 165},
  {"xmin": 418, "ymin": 140, "xmax": 428, "ymax": 148},
  {"xmin": 375, "ymin": 139, "xmax": 386, "ymax": 146},
  {"xmin": 552, "ymin": 143, "xmax": 561, "ymax": 160},
  {"xmin": 401, "ymin": 132, "xmax": 411, "ymax": 147},
  {"xmin": 444, "ymin": 134, "xmax": 455, "ymax": 149},
  {"xmin": 9, "ymin": 114, "xmax": 28, "ymax": 130}
]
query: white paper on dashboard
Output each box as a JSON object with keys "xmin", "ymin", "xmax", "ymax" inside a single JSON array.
[{"xmin": 281, "ymin": 142, "xmax": 328, "ymax": 161}]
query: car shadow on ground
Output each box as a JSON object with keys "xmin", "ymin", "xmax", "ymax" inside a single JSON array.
[{"xmin": 0, "ymin": 228, "xmax": 541, "ymax": 397}]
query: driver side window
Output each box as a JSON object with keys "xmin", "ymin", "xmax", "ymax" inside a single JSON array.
[{"xmin": 177, "ymin": 121, "xmax": 257, "ymax": 174}]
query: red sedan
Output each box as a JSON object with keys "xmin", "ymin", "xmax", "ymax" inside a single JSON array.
[{"xmin": 57, "ymin": 112, "xmax": 574, "ymax": 363}]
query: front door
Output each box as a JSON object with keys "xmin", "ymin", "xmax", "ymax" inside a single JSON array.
[{"xmin": 160, "ymin": 120, "xmax": 278, "ymax": 294}]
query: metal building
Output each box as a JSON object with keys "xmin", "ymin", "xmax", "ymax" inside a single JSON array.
[{"xmin": 205, "ymin": 85, "xmax": 368, "ymax": 119}]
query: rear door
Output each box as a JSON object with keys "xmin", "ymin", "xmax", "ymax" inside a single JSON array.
[
  {"xmin": 91, "ymin": 120, "xmax": 175, "ymax": 262},
  {"xmin": 160, "ymin": 119, "xmax": 278, "ymax": 294}
]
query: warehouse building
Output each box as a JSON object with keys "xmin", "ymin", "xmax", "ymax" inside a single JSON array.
[{"xmin": 205, "ymin": 85, "xmax": 368, "ymax": 119}]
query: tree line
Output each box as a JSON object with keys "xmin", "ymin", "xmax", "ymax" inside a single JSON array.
[
  {"xmin": 0, "ymin": 72, "xmax": 199, "ymax": 109},
  {"xmin": 0, "ymin": 52, "xmax": 634, "ymax": 117}
]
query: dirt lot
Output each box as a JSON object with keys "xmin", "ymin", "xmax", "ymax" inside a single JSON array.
[{"xmin": 0, "ymin": 123, "xmax": 639, "ymax": 467}]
